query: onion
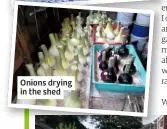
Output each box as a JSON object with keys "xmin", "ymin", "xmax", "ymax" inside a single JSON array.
[
  {"xmin": 80, "ymin": 34, "xmax": 89, "ymax": 56},
  {"xmin": 62, "ymin": 17, "xmax": 72, "ymax": 35},
  {"xmin": 93, "ymin": 11, "xmax": 101, "ymax": 24},
  {"xmin": 53, "ymin": 63, "xmax": 67, "ymax": 76},
  {"xmin": 101, "ymin": 12, "xmax": 107, "ymax": 24},
  {"xmin": 99, "ymin": 51, "xmax": 108, "ymax": 71},
  {"xmin": 86, "ymin": 10, "xmax": 93, "ymax": 24},
  {"xmin": 96, "ymin": 26, "xmax": 106, "ymax": 42},
  {"xmin": 104, "ymin": 20, "xmax": 115, "ymax": 40},
  {"xmin": 114, "ymin": 22, "xmax": 120, "ymax": 36},
  {"xmin": 114, "ymin": 27, "xmax": 125, "ymax": 43},
  {"xmin": 59, "ymin": 46, "xmax": 70, "ymax": 70},
  {"xmin": 67, "ymin": 38, "xmax": 74, "ymax": 52},
  {"xmin": 37, "ymin": 52, "xmax": 45, "ymax": 76},
  {"xmin": 101, "ymin": 71, "xmax": 107, "ymax": 81},
  {"xmin": 70, "ymin": 14, "xmax": 75, "ymax": 28},
  {"xmin": 98, "ymin": 52, "xmax": 102, "ymax": 62},
  {"xmin": 65, "ymin": 47, "xmax": 75, "ymax": 62},
  {"xmin": 47, "ymin": 56, "xmax": 56, "ymax": 68},
  {"xmin": 37, "ymin": 67, "xmax": 45, "ymax": 76},
  {"xmin": 38, "ymin": 52, "xmax": 44, "ymax": 63},
  {"xmin": 78, "ymin": 50, "xmax": 87, "ymax": 65},
  {"xmin": 40, "ymin": 44, "xmax": 56, "ymax": 68},
  {"xmin": 78, "ymin": 64, "xmax": 84, "ymax": 72},
  {"xmin": 25, "ymin": 64, "xmax": 36, "ymax": 76},
  {"xmin": 77, "ymin": 71, "xmax": 84, "ymax": 82},
  {"xmin": 84, "ymin": 22, "xmax": 92, "ymax": 37},
  {"xmin": 118, "ymin": 63, "xmax": 133, "ymax": 84},
  {"xmin": 48, "ymin": 33, "xmax": 59, "ymax": 57},
  {"xmin": 105, "ymin": 57, "xmax": 117, "ymax": 83},
  {"xmin": 96, "ymin": 26, "xmax": 105, "ymax": 39},
  {"xmin": 76, "ymin": 12, "xmax": 83, "ymax": 26},
  {"xmin": 62, "ymin": 59, "xmax": 70, "ymax": 70},
  {"xmin": 41, "ymin": 62, "xmax": 52, "ymax": 76},
  {"xmin": 64, "ymin": 91, "xmax": 82, "ymax": 108},
  {"xmin": 118, "ymin": 41, "xmax": 129, "ymax": 58},
  {"xmin": 96, "ymin": 22, "xmax": 103, "ymax": 32},
  {"xmin": 70, "ymin": 29, "xmax": 80, "ymax": 46}
]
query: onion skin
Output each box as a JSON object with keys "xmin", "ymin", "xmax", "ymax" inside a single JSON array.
[
  {"xmin": 101, "ymin": 72, "xmax": 107, "ymax": 81},
  {"xmin": 105, "ymin": 67, "xmax": 117, "ymax": 83},
  {"xmin": 123, "ymin": 64, "xmax": 136, "ymax": 75},
  {"xmin": 105, "ymin": 75, "xmax": 117, "ymax": 83},
  {"xmin": 99, "ymin": 51, "xmax": 108, "ymax": 71},
  {"xmin": 114, "ymin": 56, "xmax": 120, "ymax": 74},
  {"xmin": 118, "ymin": 44, "xmax": 129, "ymax": 58},
  {"xmin": 98, "ymin": 53, "xmax": 102, "ymax": 62},
  {"xmin": 105, "ymin": 48, "xmax": 113, "ymax": 60},
  {"xmin": 99, "ymin": 61, "xmax": 108, "ymax": 71},
  {"xmin": 118, "ymin": 73, "xmax": 133, "ymax": 84}
]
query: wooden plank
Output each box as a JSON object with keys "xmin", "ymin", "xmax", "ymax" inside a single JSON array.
[
  {"xmin": 14, "ymin": 55, "xmax": 23, "ymax": 73},
  {"xmin": 164, "ymin": 116, "xmax": 167, "ymax": 129},
  {"xmin": 14, "ymin": 39, "xmax": 24, "ymax": 73},
  {"xmin": 16, "ymin": 31, "xmax": 32, "ymax": 63}
]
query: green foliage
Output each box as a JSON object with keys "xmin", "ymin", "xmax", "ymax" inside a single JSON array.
[
  {"xmin": 37, "ymin": 115, "xmax": 142, "ymax": 129},
  {"xmin": 38, "ymin": 115, "xmax": 87, "ymax": 129},
  {"xmin": 90, "ymin": 115, "xmax": 143, "ymax": 129}
]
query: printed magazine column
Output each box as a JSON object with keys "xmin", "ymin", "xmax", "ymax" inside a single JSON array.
[{"xmin": 160, "ymin": 6, "xmax": 167, "ymax": 107}]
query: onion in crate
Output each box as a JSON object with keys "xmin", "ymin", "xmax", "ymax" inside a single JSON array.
[
  {"xmin": 123, "ymin": 55, "xmax": 136, "ymax": 75},
  {"xmin": 98, "ymin": 44, "xmax": 114, "ymax": 62},
  {"xmin": 104, "ymin": 57, "xmax": 117, "ymax": 83},
  {"xmin": 99, "ymin": 51, "xmax": 108, "ymax": 71},
  {"xmin": 98, "ymin": 52, "xmax": 102, "ymax": 62},
  {"xmin": 113, "ymin": 56, "xmax": 119, "ymax": 73},
  {"xmin": 118, "ymin": 62, "xmax": 133, "ymax": 84},
  {"xmin": 106, "ymin": 46, "xmax": 114, "ymax": 60},
  {"xmin": 117, "ymin": 39, "xmax": 129, "ymax": 58},
  {"xmin": 101, "ymin": 71, "xmax": 107, "ymax": 81}
]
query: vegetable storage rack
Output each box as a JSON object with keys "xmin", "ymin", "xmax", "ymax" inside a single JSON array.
[{"xmin": 91, "ymin": 44, "xmax": 146, "ymax": 93}]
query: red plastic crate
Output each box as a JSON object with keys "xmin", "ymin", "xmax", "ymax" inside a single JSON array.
[{"xmin": 92, "ymin": 24, "xmax": 128, "ymax": 45}]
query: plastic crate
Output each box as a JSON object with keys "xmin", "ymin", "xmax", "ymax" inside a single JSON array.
[{"xmin": 91, "ymin": 44, "xmax": 146, "ymax": 93}]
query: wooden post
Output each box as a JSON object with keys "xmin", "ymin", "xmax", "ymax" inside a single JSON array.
[{"xmin": 164, "ymin": 116, "xmax": 167, "ymax": 129}]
